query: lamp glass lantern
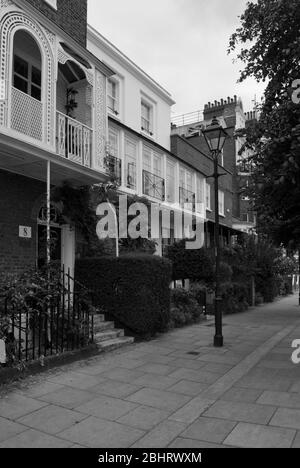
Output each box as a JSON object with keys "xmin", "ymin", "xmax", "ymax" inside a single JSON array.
[{"xmin": 203, "ymin": 117, "xmax": 229, "ymax": 154}]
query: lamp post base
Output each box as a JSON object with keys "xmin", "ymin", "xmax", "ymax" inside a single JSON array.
[{"xmin": 214, "ymin": 335, "xmax": 224, "ymax": 348}]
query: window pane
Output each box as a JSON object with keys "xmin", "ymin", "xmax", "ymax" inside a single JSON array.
[
  {"xmin": 167, "ymin": 161, "xmax": 175, "ymax": 203},
  {"xmin": 14, "ymin": 55, "xmax": 28, "ymax": 79},
  {"xmin": 108, "ymin": 128, "xmax": 119, "ymax": 158},
  {"xmin": 31, "ymin": 85, "xmax": 41, "ymax": 101},
  {"xmin": 125, "ymin": 138, "xmax": 137, "ymax": 190},
  {"xmin": 153, "ymin": 153, "xmax": 162, "ymax": 177},
  {"xmin": 143, "ymin": 146, "xmax": 152, "ymax": 172},
  {"xmin": 32, "ymin": 66, "xmax": 41, "ymax": 87},
  {"xmin": 14, "ymin": 75, "xmax": 28, "ymax": 94}
]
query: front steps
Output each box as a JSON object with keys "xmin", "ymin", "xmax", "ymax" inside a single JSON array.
[{"xmin": 92, "ymin": 313, "xmax": 134, "ymax": 352}]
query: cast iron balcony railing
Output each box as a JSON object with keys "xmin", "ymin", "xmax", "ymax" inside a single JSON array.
[
  {"xmin": 105, "ymin": 153, "xmax": 122, "ymax": 185},
  {"xmin": 143, "ymin": 170, "xmax": 165, "ymax": 201},
  {"xmin": 56, "ymin": 111, "xmax": 92, "ymax": 168},
  {"xmin": 179, "ymin": 187, "xmax": 196, "ymax": 212}
]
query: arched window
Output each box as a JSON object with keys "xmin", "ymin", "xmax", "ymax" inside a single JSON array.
[{"xmin": 13, "ymin": 30, "xmax": 42, "ymax": 101}]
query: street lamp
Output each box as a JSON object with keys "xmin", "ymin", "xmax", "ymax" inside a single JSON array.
[{"xmin": 202, "ymin": 117, "xmax": 229, "ymax": 347}]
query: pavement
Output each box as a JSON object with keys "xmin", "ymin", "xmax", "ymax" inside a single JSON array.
[{"xmin": 1, "ymin": 293, "xmax": 300, "ymax": 448}]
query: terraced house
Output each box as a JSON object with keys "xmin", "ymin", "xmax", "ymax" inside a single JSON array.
[{"xmin": 0, "ymin": 0, "xmax": 254, "ymax": 277}]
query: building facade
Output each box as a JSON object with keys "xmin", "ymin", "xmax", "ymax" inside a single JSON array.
[
  {"xmin": 171, "ymin": 96, "xmax": 257, "ymax": 242},
  {"xmin": 0, "ymin": 0, "xmax": 254, "ymax": 277},
  {"xmin": 0, "ymin": 0, "xmax": 114, "ymax": 275}
]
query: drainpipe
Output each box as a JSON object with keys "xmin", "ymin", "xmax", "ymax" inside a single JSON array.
[{"xmin": 46, "ymin": 160, "xmax": 51, "ymax": 269}]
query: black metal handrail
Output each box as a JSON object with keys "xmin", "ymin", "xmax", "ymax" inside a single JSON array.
[
  {"xmin": 179, "ymin": 187, "xmax": 196, "ymax": 211},
  {"xmin": 0, "ymin": 268, "xmax": 94, "ymax": 366},
  {"xmin": 143, "ymin": 170, "xmax": 165, "ymax": 201}
]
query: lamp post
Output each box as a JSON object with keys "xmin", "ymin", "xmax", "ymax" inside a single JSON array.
[{"xmin": 202, "ymin": 117, "xmax": 229, "ymax": 348}]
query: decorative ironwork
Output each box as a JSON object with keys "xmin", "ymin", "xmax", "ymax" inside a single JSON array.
[
  {"xmin": 11, "ymin": 87, "xmax": 43, "ymax": 140},
  {"xmin": 105, "ymin": 153, "xmax": 122, "ymax": 185},
  {"xmin": 143, "ymin": 170, "xmax": 165, "ymax": 201},
  {"xmin": 0, "ymin": 11, "xmax": 55, "ymax": 144},
  {"xmin": 179, "ymin": 187, "xmax": 196, "ymax": 211},
  {"xmin": 56, "ymin": 111, "xmax": 92, "ymax": 167},
  {"xmin": 0, "ymin": 269, "xmax": 94, "ymax": 365}
]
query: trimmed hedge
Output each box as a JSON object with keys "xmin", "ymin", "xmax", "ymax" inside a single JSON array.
[
  {"xmin": 166, "ymin": 241, "xmax": 214, "ymax": 282},
  {"xmin": 75, "ymin": 255, "xmax": 172, "ymax": 338}
]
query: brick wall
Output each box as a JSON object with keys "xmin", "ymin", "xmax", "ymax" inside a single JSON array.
[
  {"xmin": 0, "ymin": 170, "xmax": 46, "ymax": 275},
  {"xmin": 25, "ymin": 0, "xmax": 88, "ymax": 47}
]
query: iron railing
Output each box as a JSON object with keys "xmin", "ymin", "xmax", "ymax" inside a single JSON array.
[
  {"xmin": 105, "ymin": 154, "xmax": 122, "ymax": 185},
  {"xmin": 0, "ymin": 269, "xmax": 94, "ymax": 366},
  {"xmin": 179, "ymin": 187, "xmax": 196, "ymax": 211},
  {"xmin": 143, "ymin": 170, "xmax": 165, "ymax": 201},
  {"xmin": 171, "ymin": 110, "xmax": 204, "ymax": 128},
  {"xmin": 56, "ymin": 111, "xmax": 92, "ymax": 168}
]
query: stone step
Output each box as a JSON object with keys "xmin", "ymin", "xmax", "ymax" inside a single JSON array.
[
  {"xmin": 93, "ymin": 321, "xmax": 115, "ymax": 332},
  {"xmin": 92, "ymin": 314, "xmax": 105, "ymax": 323},
  {"xmin": 94, "ymin": 329, "xmax": 124, "ymax": 343},
  {"xmin": 97, "ymin": 336, "xmax": 135, "ymax": 352}
]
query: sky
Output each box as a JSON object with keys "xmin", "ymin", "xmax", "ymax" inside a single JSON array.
[{"xmin": 87, "ymin": 0, "xmax": 265, "ymax": 117}]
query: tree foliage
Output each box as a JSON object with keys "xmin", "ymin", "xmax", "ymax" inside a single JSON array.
[{"xmin": 229, "ymin": 0, "xmax": 300, "ymax": 247}]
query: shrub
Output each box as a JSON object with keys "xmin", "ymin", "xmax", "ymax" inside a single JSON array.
[
  {"xmin": 170, "ymin": 288, "xmax": 203, "ymax": 327},
  {"xmin": 166, "ymin": 241, "xmax": 214, "ymax": 283},
  {"xmin": 76, "ymin": 255, "xmax": 172, "ymax": 338}
]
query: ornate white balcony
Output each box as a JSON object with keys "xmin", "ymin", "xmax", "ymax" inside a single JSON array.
[
  {"xmin": 56, "ymin": 112, "xmax": 92, "ymax": 168},
  {"xmin": 11, "ymin": 87, "xmax": 43, "ymax": 142}
]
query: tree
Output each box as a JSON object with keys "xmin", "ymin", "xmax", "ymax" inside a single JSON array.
[{"xmin": 229, "ymin": 0, "xmax": 300, "ymax": 248}]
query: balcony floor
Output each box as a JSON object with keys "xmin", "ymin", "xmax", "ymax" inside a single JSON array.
[{"xmin": 0, "ymin": 132, "xmax": 107, "ymax": 187}]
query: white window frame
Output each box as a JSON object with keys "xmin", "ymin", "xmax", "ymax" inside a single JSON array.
[
  {"xmin": 124, "ymin": 135, "xmax": 138, "ymax": 192},
  {"xmin": 166, "ymin": 159, "xmax": 176, "ymax": 204},
  {"xmin": 219, "ymin": 190, "xmax": 225, "ymax": 217},
  {"xmin": 140, "ymin": 94, "xmax": 156, "ymax": 138},
  {"xmin": 108, "ymin": 126, "xmax": 120, "ymax": 158},
  {"xmin": 13, "ymin": 50, "xmax": 42, "ymax": 102},
  {"xmin": 196, "ymin": 174, "xmax": 205, "ymax": 215},
  {"xmin": 206, "ymin": 182, "xmax": 212, "ymax": 211},
  {"xmin": 107, "ymin": 78, "xmax": 120, "ymax": 117}
]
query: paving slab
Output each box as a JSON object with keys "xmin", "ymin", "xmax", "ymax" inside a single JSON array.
[
  {"xmin": 180, "ymin": 417, "xmax": 237, "ymax": 444},
  {"xmin": 203, "ymin": 400, "xmax": 276, "ymax": 425},
  {"xmin": 132, "ymin": 420, "xmax": 187, "ymax": 448},
  {"xmin": 0, "ymin": 417, "xmax": 27, "ymax": 443},
  {"xmin": 117, "ymin": 406, "xmax": 171, "ymax": 431},
  {"xmin": 169, "ymin": 438, "xmax": 227, "ymax": 448},
  {"xmin": 257, "ymin": 391, "xmax": 300, "ymax": 409},
  {"xmin": 75, "ymin": 395, "xmax": 138, "ymax": 421},
  {"xmin": 126, "ymin": 388, "xmax": 191, "ymax": 412},
  {"xmin": 0, "ymin": 393, "xmax": 48, "ymax": 420},
  {"xmin": 58, "ymin": 416, "xmax": 144, "ymax": 448},
  {"xmin": 292, "ymin": 431, "xmax": 300, "ymax": 448},
  {"xmin": 270, "ymin": 408, "xmax": 300, "ymax": 430},
  {"xmin": 38, "ymin": 387, "xmax": 95, "ymax": 409},
  {"xmin": 221, "ymin": 387, "xmax": 263, "ymax": 403},
  {"xmin": 223, "ymin": 422, "xmax": 296, "ymax": 448},
  {"xmin": 168, "ymin": 397, "xmax": 216, "ymax": 424},
  {"xmin": 0, "ymin": 429, "xmax": 73, "ymax": 448},
  {"xmin": 167, "ymin": 380, "xmax": 209, "ymax": 396},
  {"xmin": 17, "ymin": 405, "xmax": 87, "ymax": 435},
  {"xmin": 89, "ymin": 380, "xmax": 142, "ymax": 398}
]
